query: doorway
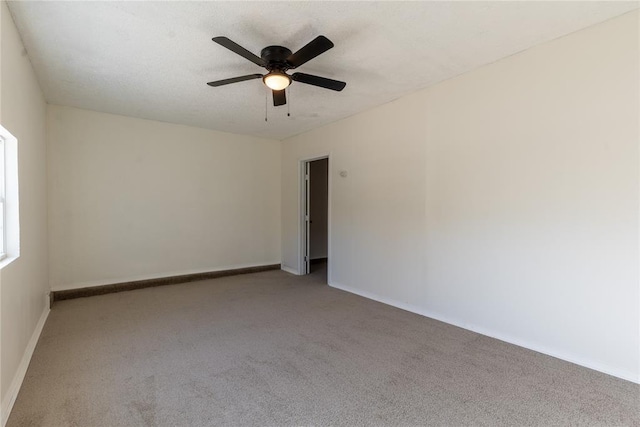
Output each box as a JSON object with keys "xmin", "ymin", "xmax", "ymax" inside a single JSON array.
[{"xmin": 301, "ymin": 156, "xmax": 329, "ymax": 280}]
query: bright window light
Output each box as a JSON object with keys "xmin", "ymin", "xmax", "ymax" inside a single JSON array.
[{"xmin": 0, "ymin": 125, "xmax": 19, "ymax": 267}]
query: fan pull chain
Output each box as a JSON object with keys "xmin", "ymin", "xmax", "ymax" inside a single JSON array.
[
  {"xmin": 264, "ymin": 90, "xmax": 268, "ymax": 122},
  {"xmin": 287, "ymin": 88, "xmax": 291, "ymax": 117}
]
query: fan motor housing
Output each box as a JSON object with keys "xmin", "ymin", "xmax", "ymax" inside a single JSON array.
[{"xmin": 261, "ymin": 46, "xmax": 293, "ymax": 71}]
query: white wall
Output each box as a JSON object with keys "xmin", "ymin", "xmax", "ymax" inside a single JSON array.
[
  {"xmin": 0, "ymin": 0, "xmax": 49, "ymax": 420},
  {"xmin": 48, "ymin": 105, "xmax": 281, "ymax": 291},
  {"xmin": 281, "ymin": 11, "xmax": 639, "ymax": 382}
]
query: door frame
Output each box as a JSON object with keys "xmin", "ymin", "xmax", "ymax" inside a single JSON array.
[{"xmin": 299, "ymin": 153, "xmax": 331, "ymax": 280}]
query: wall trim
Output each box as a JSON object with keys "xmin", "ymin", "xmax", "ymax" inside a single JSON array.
[
  {"xmin": 1, "ymin": 304, "xmax": 50, "ymax": 427},
  {"xmin": 281, "ymin": 265, "xmax": 300, "ymax": 275},
  {"xmin": 52, "ymin": 263, "xmax": 280, "ymax": 302},
  {"xmin": 53, "ymin": 262, "xmax": 282, "ymax": 292},
  {"xmin": 329, "ymin": 281, "xmax": 639, "ymax": 385}
]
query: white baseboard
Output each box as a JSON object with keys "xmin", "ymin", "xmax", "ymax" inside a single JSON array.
[
  {"xmin": 281, "ymin": 266, "xmax": 300, "ymax": 275},
  {"xmin": 329, "ymin": 281, "xmax": 639, "ymax": 384},
  {"xmin": 1, "ymin": 304, "xmax": 50, "ymax": 427}
]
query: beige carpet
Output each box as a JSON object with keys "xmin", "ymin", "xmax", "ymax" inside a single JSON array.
[{"xmin": 8, "ymin": 266, "xmax": 639, "ymax": 426}]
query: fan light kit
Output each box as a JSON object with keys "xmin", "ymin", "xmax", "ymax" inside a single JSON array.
[
  {"xmin": 207, "ymin": 35, "xmax": 346, "ymax": 107},
  {"xmin": 263, "ymin": 72, "xmax": 291, "ymax": 91}
]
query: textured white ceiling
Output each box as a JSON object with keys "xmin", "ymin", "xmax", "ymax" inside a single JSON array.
[{"xmin": 7, "ymin": 1, "xmax": 638, "ymax": 140}]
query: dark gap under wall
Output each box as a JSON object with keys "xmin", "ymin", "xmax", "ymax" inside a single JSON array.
[{"xmin": 51, "ymin": 264, "xmax": 281, "ymax": 303}]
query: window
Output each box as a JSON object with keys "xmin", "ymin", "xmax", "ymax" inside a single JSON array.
[
  {"xmin": 0, "ymin": 134, "xmax": 5, "ymax": 260},
  {"xmin": 0, "ymin": 124, "xmax": 19, "ymax": 266}
]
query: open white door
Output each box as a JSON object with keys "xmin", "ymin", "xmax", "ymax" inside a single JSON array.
[
  {"xmin": 304, "ymin": 161, "xmax": 311, "ymax": 274},
  {"xmin": 301, "ymin": 155, "xmax": 329, "ymax": 277}
]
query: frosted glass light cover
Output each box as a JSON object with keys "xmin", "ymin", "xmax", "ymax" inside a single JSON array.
[{"xmin": 264, "ymin": 73, "xmax": 291, "ymax": 90}]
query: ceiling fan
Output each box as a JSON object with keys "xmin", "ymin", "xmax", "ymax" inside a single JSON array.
[{"xmin": 207, "ymin": 35, "xmax": 346, "ymax": 107}]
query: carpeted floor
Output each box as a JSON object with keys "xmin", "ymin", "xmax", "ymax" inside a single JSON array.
[{"xmin": 8, "ymin": 266, "xmax": 639, "ymax": 426}]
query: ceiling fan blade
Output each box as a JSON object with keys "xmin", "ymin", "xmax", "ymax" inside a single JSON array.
[
  {"xmin": 291, "ymin": 73, "xmax": 346, "ymax": 91},
  {"xmin": 212, "ymin": 36, "xmax": 266, "ymax": 67},
  {"xmin": 273, "ymin": 89, "xmax": 286, "ymax": 106},
  {"xmin": 207, "ymin": 74, "xmax": 263, "ymax": 87},
  {"xmin": 286, "ymin": 36, "xmax": 334, "ymax": 68}
]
